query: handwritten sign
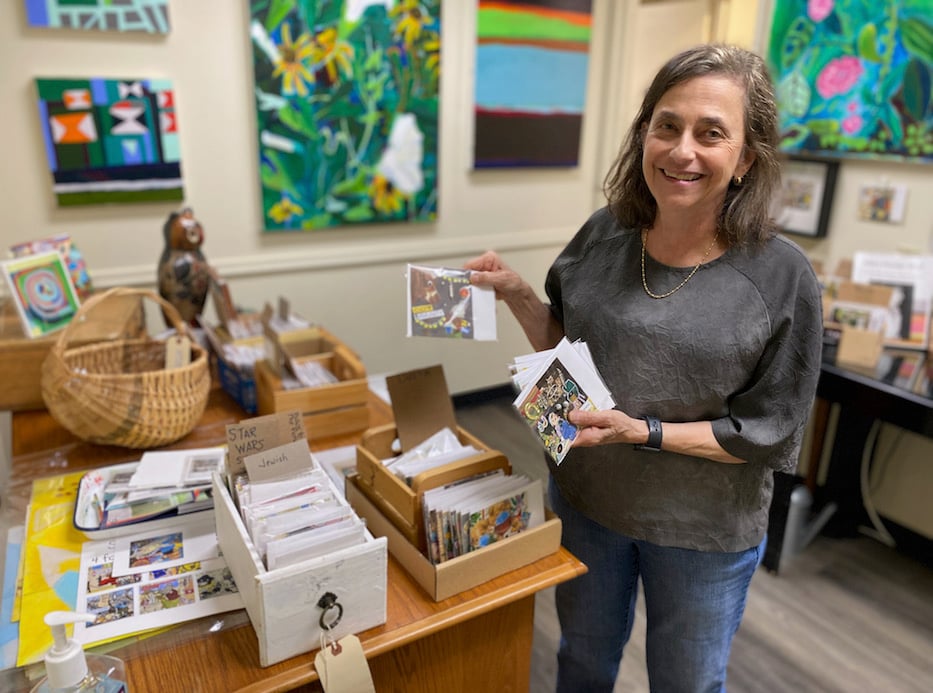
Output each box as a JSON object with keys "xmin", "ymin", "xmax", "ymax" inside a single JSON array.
[
  {"xmin": 243, "ymin": 439, "xmax": 312, "ymax": 483},
  {"xmin": 225, "ymin": 410, "xmax": 305, "ymax": 476}
]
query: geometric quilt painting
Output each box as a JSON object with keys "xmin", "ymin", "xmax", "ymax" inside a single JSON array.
[
  {"xmin": 35, "ymin": 78, "xmax": 183, "ymax": 206},
  {"xmin": 473, "ymin": 0, "xmax": 593, "ymax": 168},
  {"xmin": 768, "ymin": 0, "xmax": 933, "ymax": 162},
  {"xmin": 250, "ymin": 0, "xmax": 440, "ymax": 231},
  {"xmin": 24, "ymin": 0, "xmax": 170, "ymax": 33}
]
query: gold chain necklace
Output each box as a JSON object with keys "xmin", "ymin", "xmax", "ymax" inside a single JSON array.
[{"xmin": 640, "ymin": 229, "xmax": 719, "ymax": 299}]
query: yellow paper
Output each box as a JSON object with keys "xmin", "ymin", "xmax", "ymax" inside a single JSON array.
[
  {"xmin": 15, "ymin": 471, "xmax": 182, "ymax": 666},
  {"xmin": 16, "ymin": 471, "xmax": 85, "ymax": 666}
]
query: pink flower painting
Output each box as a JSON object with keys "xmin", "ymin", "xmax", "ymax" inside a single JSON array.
[
  {"xmin": 816, "ymin": 56, "xmax": 863, "ymax": 99},
  {"xmin": 807, "ymin": 0, "xmax": 834, "ymax": 23},
  {"xmin": 768, "ymin": 0, "xmax": 933, "ymax": 160}
]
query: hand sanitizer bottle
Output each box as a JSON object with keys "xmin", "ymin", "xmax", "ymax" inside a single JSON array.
[{"xmin": 30, "ymin": 611, "xmax": 128, "ymax": 692}]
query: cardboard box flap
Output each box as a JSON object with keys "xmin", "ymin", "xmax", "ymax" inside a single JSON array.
[
  {"xmin": 386, "ymin": 365, "xmax": 457, "ymax": 451},
  {"xmin": 835, "ymin": 280, "xmax": 894, "ymax": 306}
]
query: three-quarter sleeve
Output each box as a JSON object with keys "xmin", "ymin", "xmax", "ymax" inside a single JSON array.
[{"xmin": 710, "ymin": 259, "xmax": 824, "ymax": 471}]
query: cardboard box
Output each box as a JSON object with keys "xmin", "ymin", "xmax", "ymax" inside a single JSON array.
[
  {"xmin": 355, "ymin": 422, "xmax": 510, "ymax": 551},
  {"xmin": 199, "ymin": 317, "xmax": 265, "ymax": 414},
  {"xmin": 347, "ymin": 474, "xmax": 562, "ymax": 602},
  {"xmin": 0, "ymin": 293, "xmax": 143, "ymax": 411},
  {"xmin": 216, "ymin": 356, "xmax": 258, "ymax": 414},
  {"xmin": 212, "ymin": 473, "xmax": 388, "ymax": 667},
  {"xmin": 254, "ymin": 326, "xmax": 369, "ymax": 440},
  {"xmin": 825, "ymin": 281, "xmax": 894, "ymax": 368}
]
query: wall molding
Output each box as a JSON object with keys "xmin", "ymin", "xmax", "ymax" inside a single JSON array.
[{"xmin": 91, "ymin": 225, "xmax": 575, "ymax": 288}]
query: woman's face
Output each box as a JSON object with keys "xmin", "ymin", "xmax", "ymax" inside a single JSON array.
[{"xmin": 641, "ymin": 75, "xmax": 755, "ymax": 224}]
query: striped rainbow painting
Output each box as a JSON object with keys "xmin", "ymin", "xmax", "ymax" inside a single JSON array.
[{"xmin": 473, "ymin": 0, "xmax": 593, "ymax": 168}]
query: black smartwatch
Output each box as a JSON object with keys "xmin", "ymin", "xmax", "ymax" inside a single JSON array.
[{"xmin": 634, "ymin": 415, "xmax": 662, "ymax": 452}]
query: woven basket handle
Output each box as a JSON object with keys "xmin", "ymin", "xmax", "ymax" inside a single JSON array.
[{"xmin": 49, "ymin": 287, "xmax": 191, "ymax": 358}]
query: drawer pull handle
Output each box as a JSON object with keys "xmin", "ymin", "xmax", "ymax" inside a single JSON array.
[{"xmin": 317, "ymin": 592, "xmax": 344, "ymax": 631}]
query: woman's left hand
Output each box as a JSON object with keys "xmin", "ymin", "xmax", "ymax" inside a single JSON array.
[{"xmin": 567, "ymin": 408, "xmax": 642, "ymax": 447}]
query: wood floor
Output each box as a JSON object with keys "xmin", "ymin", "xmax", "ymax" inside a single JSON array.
[{"xmin": 454, "ymin": 395, "xmax": 933, "ymax": 693}]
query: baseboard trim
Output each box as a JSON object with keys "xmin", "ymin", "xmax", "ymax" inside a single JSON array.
[{"xmin": 452, "ymin": 383, "xmax": 516, "ymax": 408}]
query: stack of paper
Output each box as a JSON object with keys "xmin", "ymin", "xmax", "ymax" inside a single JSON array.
[
  {"xmin": 78, "ymin": 448, "xmax": 225, "ymax": 530},
  {"xmin": 234, "ymin": 441, "xmax": 368, "ymax": 570},
  {"xmin": 510, "ymin": 338, "xmax": 615, "ymax": 465},
  {"xmin": 383, "ymin": 427, "xmax": 481, "ymax": 485},
  {"xmin": 72, "ymin": 514, "xmax": 243, "ymax": 648},
  {"xmin": 422, "ymin": 472, "xmax": 545, "ymax": 564}
]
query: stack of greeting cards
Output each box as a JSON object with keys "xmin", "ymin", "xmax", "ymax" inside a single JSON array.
[
  {"xmin": 422, "ymin": 470, "xmax": 544, "ymax": 564},
  {"xmin": 510, "ymin": 338, "xmax": 616, "ymax": 465}
]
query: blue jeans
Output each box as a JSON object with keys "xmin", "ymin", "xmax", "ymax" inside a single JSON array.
[{"xmin": 549, "ymin": 479, "xmax": 764, "ymax": 693}]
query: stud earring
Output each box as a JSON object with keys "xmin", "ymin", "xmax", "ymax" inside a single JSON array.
[{"xmin": 733, "ymin": 175, "xmax": 743, "ymax": 185}]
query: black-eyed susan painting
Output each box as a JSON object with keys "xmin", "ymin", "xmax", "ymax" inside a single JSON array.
[{"xmin": 250, "ymin": 0, "xmax": 440, "ymax": 231}]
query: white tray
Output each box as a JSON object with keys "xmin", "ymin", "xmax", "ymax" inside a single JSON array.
[{"xmin": 73, "ymin": 462, "xmax": 214, "ymax": 539}]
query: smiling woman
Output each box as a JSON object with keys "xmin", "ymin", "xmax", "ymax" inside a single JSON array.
[
  {"xmin": 465, "ymin": 44, "xmax": 823, "ymax": 693},
  {"xmin": 640, "ymin": 75, "xmax": 755, "ymax": 263}
]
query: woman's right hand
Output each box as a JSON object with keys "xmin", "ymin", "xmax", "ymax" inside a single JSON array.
[
  {"xmin": 464, "ymin": 251, "xmax": 526, "ymax": 301},
  {"xmin": 465, "ymin": 250, "xmax": 564, "ymax": 351}
]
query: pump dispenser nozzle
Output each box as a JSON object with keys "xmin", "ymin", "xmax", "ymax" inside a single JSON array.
[{"xmin": 43, "ymin": 611, "xmax": 95, "ymax": 689}]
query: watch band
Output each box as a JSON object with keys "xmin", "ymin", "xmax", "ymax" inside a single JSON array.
[{"xmin": 634, "ymin": 415, "xmax": 662, "ymax": 452}]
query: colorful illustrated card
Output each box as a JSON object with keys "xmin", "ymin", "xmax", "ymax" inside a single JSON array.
[
  {"xmin": 511, "ymin": 338, "xmax": 616, "ymax": 465},
  {"xmin": 514, "ymin": 358, "xmax": 595, "ymax": 465},
  {"xmin": 10, "ymin": 233, "xmax": 93, "ymax": 299},
  {"xmin": 73, "ymin": 544, "xmax": 241, "ymax": 648},
  {"xmin": 406, "ymin": 264, "xmax": 496, "ymax": 340},
  {"xmin": 1, "ymin": 250, "xmax": 81, "ymax": 338}
]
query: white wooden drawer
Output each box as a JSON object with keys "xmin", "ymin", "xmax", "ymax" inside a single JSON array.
[{"xmin": 212, "ymin": 474, "xmax": 387, "ymax": 666}]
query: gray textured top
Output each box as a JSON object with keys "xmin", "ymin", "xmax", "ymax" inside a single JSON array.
[{"xmin": 545, "ymin": 207, "xmax": 823, "ymax": 552}]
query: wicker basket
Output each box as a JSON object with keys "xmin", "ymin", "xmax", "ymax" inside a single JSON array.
[{"xmin": 40, "ymin": 288, "xmax": 211, "ymax": 449}]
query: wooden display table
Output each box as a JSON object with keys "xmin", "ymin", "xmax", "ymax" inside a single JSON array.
[{"xmin": 4, "ymin": 385, "xmax": 586, "ymax": 692}]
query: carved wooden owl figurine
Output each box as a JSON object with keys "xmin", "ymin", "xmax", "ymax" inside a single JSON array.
[{"xmin": 157, "ymin": 207, "xmax": 213, "ymax": 325}]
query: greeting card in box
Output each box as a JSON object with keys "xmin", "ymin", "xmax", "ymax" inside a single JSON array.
[
  {"xmin": 1, "ymin": 251, "xmax": 80, "ymax": 338},
  {"xmin": 255, "ymin": 326, "xmax": 369, "ymax": 439},
  {"xmin": 347, "ymin": 475, "xmax": 561, "ymax": 602},
  {"xmin": 353, "ymin": 365, "xmax": 511, "ymax": 553}
]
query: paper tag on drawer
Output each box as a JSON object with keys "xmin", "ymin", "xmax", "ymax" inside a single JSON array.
[{"xmin": 314, "ymin": 634, "xmax": 375, "ymax": 693}]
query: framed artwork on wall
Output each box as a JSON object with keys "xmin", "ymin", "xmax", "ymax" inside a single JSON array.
[
  {"xmin": 773, "ymin": 156, "xmax": 839, "ymax": 238},
  {"xmin": 35, "ymin": 77, "xmax": 183, "ymax": 206},
  {"xmin": 472, "ymin": 0, "xmax": 594, "ymax": 168},
  {"xmin": 767, "ymin": 0, "xmax": 933, "ymax": 162},
  {"xmin": 24, "ymin": 0, "xmax": 170, "ymax": 33},
  {"xmin": 249, "ymin": 1, "xmax": 440, "ymax": 231}
]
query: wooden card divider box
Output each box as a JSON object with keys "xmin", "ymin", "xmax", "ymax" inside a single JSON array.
[
  {"xmin": 354, "ymin": 422, "xmax": 510, "ymax": 552},
  {"xmin": 347, "ymin": 474, "xmax": 563, "ymax": 602},
  {"xmin": 212, "ymin": 472, "xmax": 388, "ymax": 667},
  {"xmin": 254, "ymin": 326, "xmax": 369, "ymax": 440},
  {"xmin": 0, "ymin": 293, "xmax": 144, "ymax": 411},
  {"xmin": 347, "ymin": 365, "xmax": 562, "ymax": 602},
  {"xmin": 207, "ymin": 327, "xmax": 265, "ymax": 415}
]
